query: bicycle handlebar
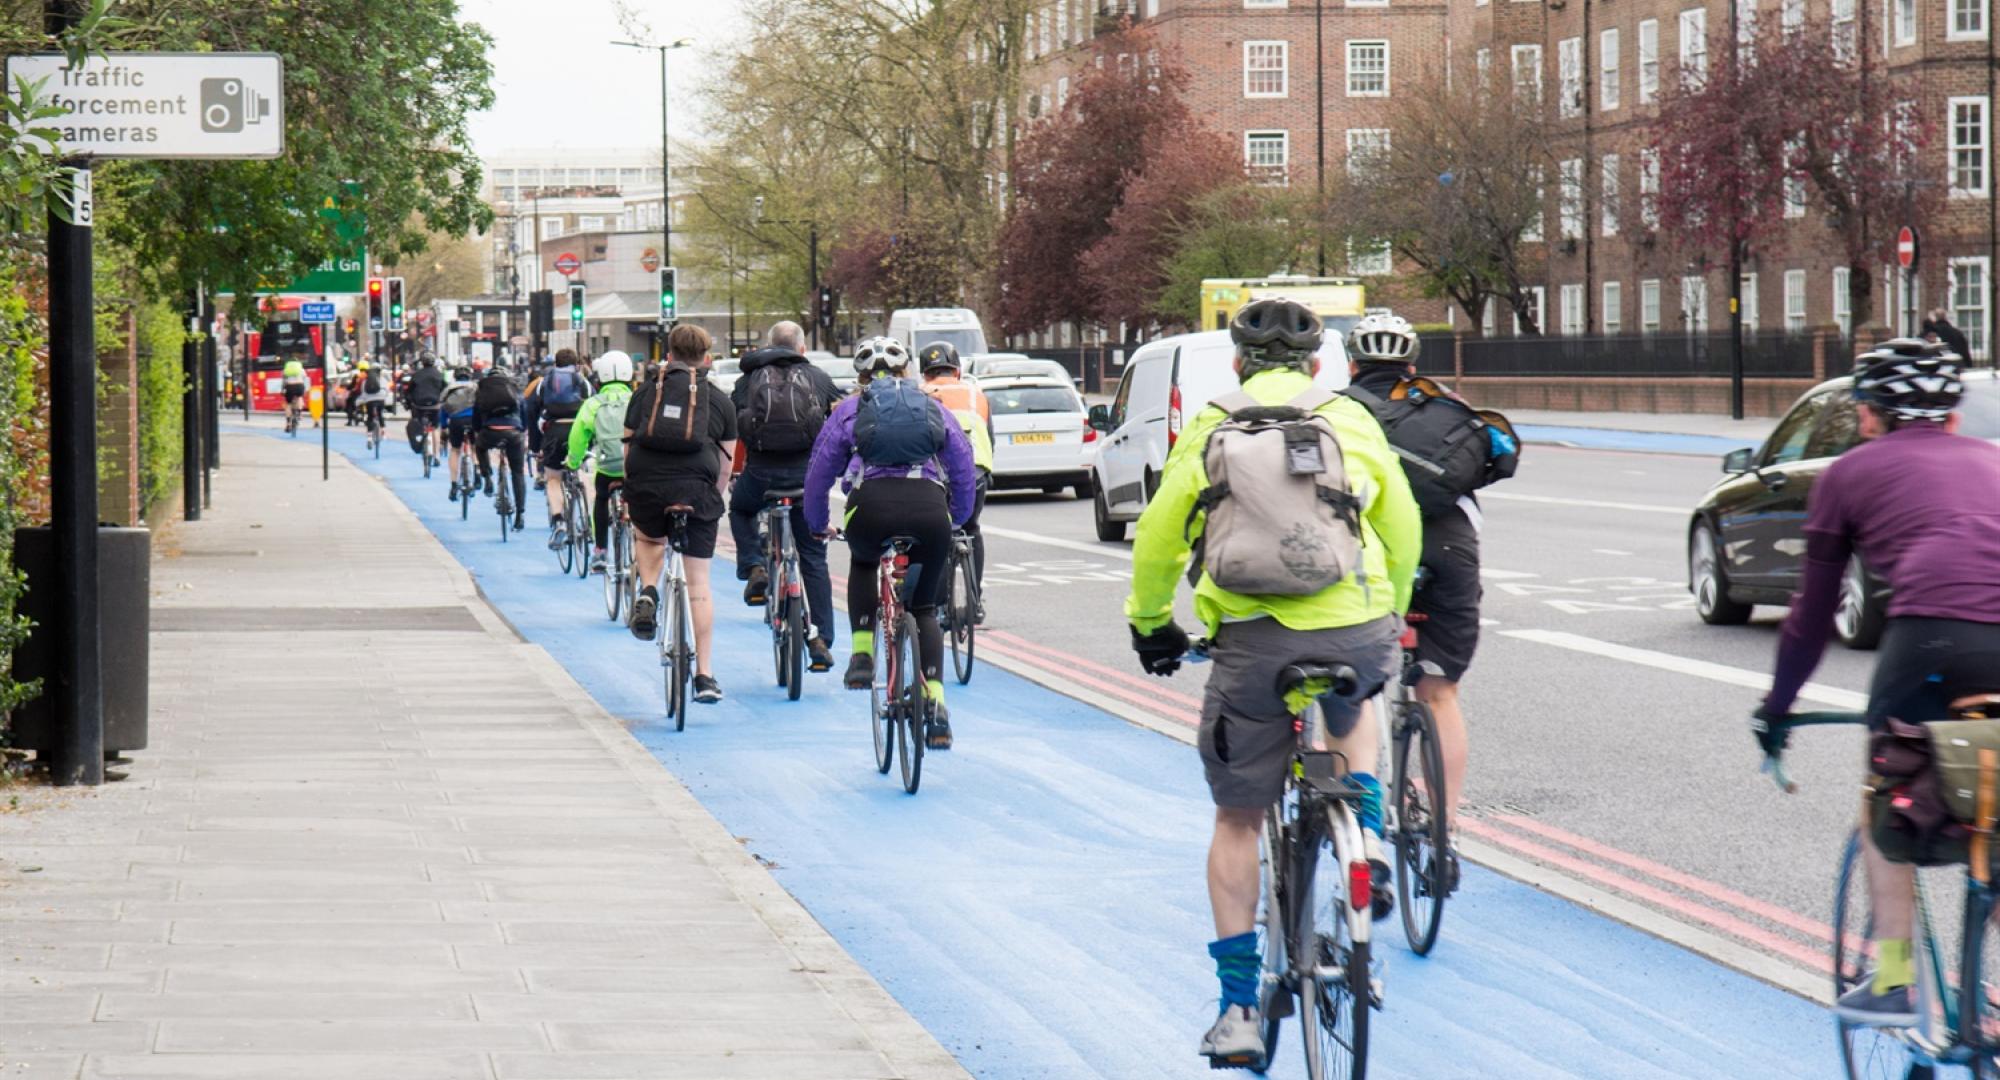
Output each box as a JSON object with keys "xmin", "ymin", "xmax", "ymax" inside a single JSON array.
[{"xmin": 1759, "ymin": 710, "xmax": 1868, "ymax": 794}]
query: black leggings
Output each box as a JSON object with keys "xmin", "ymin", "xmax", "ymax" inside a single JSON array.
[
  {"xmin": 1867, "ymin": 616, "xmax": 2000, "ymax": 727},
  {"xmin": 962, "ymin": 472, "xmax": 989, "ymax": 586},
  {"xmin": 592, "ymin": 471, "xmax": 619, "ymax": 549},
  {"xmin": 844, "ymin": 478, "xmax": 952, "ymax": 685},
  {"xmin": 477, "ymin": 429, "xmax": 528, "ymax": 511}
]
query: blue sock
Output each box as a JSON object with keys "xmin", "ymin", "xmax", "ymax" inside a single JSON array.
[
  {"xmin": 1351, "ymin": 772, "xmax": 1384, "ymax": 837},
  {"xmin": 1208, "ymin": 932, "xmax": 1260, "ymax": 1010}
]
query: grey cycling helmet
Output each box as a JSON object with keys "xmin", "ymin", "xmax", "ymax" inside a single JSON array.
[
  {"xmin": 1230, "ymin": 297, "xmax": 1323, "ymax": 372},
  {"xmin": 1347, "ymin": 312, "xmax": 1421, "ymax": 365},
  {"xmin": 854, "ymin": 336, "xmax": 912, "ymax": 377},
  {"xmin": 1853, "ymin": 338, "xmax": 1964, "ymax": 422}
]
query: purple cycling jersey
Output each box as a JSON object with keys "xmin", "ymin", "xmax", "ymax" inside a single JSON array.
[
  {"xmin": 1767, "ymin": 423, "xmax": 2000, "ymax": 714},
  {"xmin": 803, "ymin": 390, "xmax": 978, "ymax": 534}
]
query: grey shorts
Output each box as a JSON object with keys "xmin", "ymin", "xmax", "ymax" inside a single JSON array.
[{"xmin": 1199, "ymin": 615, "xmax": 1402, "ymax": 810}]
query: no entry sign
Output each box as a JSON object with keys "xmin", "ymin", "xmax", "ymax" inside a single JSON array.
[{"xmin": 1897, "ymin": 225, "xmax": 1921, "ymax": 271}]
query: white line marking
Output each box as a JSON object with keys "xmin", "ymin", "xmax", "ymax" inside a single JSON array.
[
  {"xmin": 1480, "ymin": 568, "xmax": 1540, "ymax": 581},
  {"xmin": 982, "ymin": 524, "xmax": 1135, "ymax": 561},
  {"xmin": 1500, "ymin": 628, "xmax": 1868, "ymax": 708},
  {"xmin": 1482, "ymin": 491, "xmax": 1687, "ymax": 516},
  {"xmin": 1594, "ymin": 548, "xmax": 1634, "ymax": 556}
]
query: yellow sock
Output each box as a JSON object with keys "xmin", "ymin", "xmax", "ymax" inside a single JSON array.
[
  {"xmin": 925, "ymin": 679, "xmax": 945, "ymax": 703},
  {"xmin": 1873, "ymin": 938, "xmax": 1913, "ymax": 994}
]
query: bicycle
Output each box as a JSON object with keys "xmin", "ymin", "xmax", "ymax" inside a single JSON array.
[
  {"xmin": 1188, "ymin": 641, "xmax": 1379, "ymax": 1078},
  {"xmin": 939, "ymin": 529, "xmax": 979, "ymax": 685},
  {"xmin": 284, "ymin": 396, "xmax": 302, "ymax": 436},
  {"xmin": 1380, "ymin": 600, "xmax": 1454, "ymax": 956},
  {"xmin": 413, "ymin": 411, "xmax": 437, "ymax": 479},
  {"xmin": 640, "ymin": 507, "xmax": 696, "ymax": 732},
  {"xmin": 492, "ymin": 443, "xmax": 518, "ymax": 544},
  {"xmin": 366, "ymin": 403, "xmax": 384, "ymax": 460},
  {"xmin": 1762, "ymin": 703, "xmax": 2000, "ymax": 1080},
  {"xmin": 864, "ymin": 535, "xmax": 931, "ymax": 795},
  {"xmin": 758, "ymin": 488, "xmax": 810, "ymax": 701},
  {"xmin": 603, "ymin": 482, "xmax": 632, "ymax": 622},
  {"xmin": 453, "ymin": 440, "xmax": 478, "ymax": 522},
  {"xmin": 559, "ymin": 468, "xmax": 592, "ymax": 580}
]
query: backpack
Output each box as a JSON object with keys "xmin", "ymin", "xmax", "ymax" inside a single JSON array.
[
  {"xmin": 1344, "ymin": 376, "xmax": 1519, "ymax": 517},
  {"xmin": 740, "ymin": 362, "xmax": 826, "ymax": 453},
  {"xmin": 404, "ymin": 414, "xmax": 426, "ymax": 454},
  {"xmin": 591, "ymin": 386, "xmax": 633, "ymax": 476},
  {"xmin": 538, "ymin": 366, "xmax": 586, "ymax": 418},
  {"xmin": 854, "ymin": 377, "xmax": 947, "ymax": 466},
  {"xmin": 364, "ymin": 370, "xmax": 382, "ymax": 395},
  {"xmin": 1189, "ymin": 389, "xmax": 1364, "ymax": 597},
  {"xmin": 1867, "ymin": 709, "xmax": 2000, "ymax": 873},
  {"xmin": 632, "ymin": 365, "xmax": 709, "ymax": 453}
]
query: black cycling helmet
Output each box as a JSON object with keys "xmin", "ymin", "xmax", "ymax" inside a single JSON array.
[
  {"xmin": 1230, "ymin": 297, "xmax": 1323, "ymax": 372},
  {"xmin": 1853, "ymin": 337, "xmax": 1965, "ymax": 422},
  {"xmin": 919, "ymin": 341, "xmax": 961, "ymax": 375}
]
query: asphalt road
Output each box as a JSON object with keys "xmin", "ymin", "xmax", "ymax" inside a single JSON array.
[{"xmin": 972, "ymin": 443, "xmax": 1876, "ymax": 991}]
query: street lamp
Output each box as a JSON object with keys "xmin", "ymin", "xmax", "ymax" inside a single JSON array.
[{"xmin": 611, "ymin": 36, "xmax": 694, "ymax": 273}]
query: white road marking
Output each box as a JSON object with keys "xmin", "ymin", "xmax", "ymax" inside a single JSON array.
[
  {"xmin": 1594, "ymin": 548, "xmax": 1634, "ymax": 556},
  {"xmin": 1482, "ymin": 491, "xmax": 1686, "ymax": 516},
  {"xmin": 982, "ymin": 524, "xmax": 1135, "ymax": 561},
  {"xmin": 1500, "ymin": 628, "xmax": 1868, "ymax": 708},
  {"xmin": 1480, "ymin": 568, "xmax": 1540, "ymax": 580}
]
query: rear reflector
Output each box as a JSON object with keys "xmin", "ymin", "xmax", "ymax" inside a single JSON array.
[{"xmin": 1349, "ymin": 861, "xmax": 1371, "ymax": 911}]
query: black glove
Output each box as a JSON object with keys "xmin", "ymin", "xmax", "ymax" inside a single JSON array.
[
  {"xmin": 1131, "ymin": 621, "xmax": 1191, "ymax": 677},
  {"xmin": 1752, "ymin": 703, "xmax": 1791, "ymax": 759}
]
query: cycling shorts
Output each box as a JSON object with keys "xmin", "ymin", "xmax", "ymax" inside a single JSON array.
[
  {"xmin": 1866, "ymin": 616, "xmax": 2000, "ymax": 728},
  {"xmin": 283, "ymin": 384, "xmax": 305, "ymax": 402},
  {"xmin": 1410, "ymin": 504, "xmax": 1481, "ymax": 683},
  {"xmin": 540, "ymin": 419, "xmax": 574, "ymax": 471},
  {"xmin": 626, "ymin": 480, "xmax": 720, "ymax": 559},
  {"xmin": 446, "ymin": 419, "xmax": 475, "ymax": 449}
]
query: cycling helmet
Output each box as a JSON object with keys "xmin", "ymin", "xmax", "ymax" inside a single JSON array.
[
  {"xmin": 854, "ymin": 336, "xmax": 912, "ymax": 378},
  {"xmin": 592, "ymin": 349, "xmax": 635, "ymax": 384},
  {"xmin": 452, "ymin": 366, "xmax": 472, "ymax": 381},
  {"xmin": 1853, "ymin": 337, "xmax": 1965, "ymax": 422},
  {"xmin": 1230, "ymin": 297, "xmax": 1323, "ymax": 372},
  {"xmin": 919, "ymin": 341, "xmax": 962, "ymax": 375},
  {"xmin": 1347, "ymin": 312, "xmax": 1421, "ymax": 365},
  {"xmin": 357, "ymin": 360, "xmax": 371, "ymax": 372}
]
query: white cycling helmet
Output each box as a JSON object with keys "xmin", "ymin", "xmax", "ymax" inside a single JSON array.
[
  {"xmin": 853, "ymin": 336, "xmax": 912, "ymax": 377},
  {"xmin": 1347, "ymin": 312, "xmax": 1421, "ymax": 365},
  {"xmin": 592, "ymin": 349, "xmax": 634, "ymax": 384}
]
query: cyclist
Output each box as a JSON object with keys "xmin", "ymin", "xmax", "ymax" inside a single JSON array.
[
  {"xmin": 527, "ymin": 349, "xmax": 590, "ymax": 547},
  {"xmin": 280, "ymin": 356, "xmax": 310, "ymax": 429},
  {"xmin": 917, "ymin": 342, "xmax": 994, "ymax": 623},
  {"xmin": 621, "ymin": 324, "xmax": 736, "ymax": 704},
  {"xmin": 474, "ymin": 357, "xmax": 529, "ymax": 531},
  {"xmin": 1123, "ymin": 297, "xmax": 1420, "ymax": 1068},
  {"xmin": 441, "ymin": 366, "xmax": 480, "ymax": 500},
  {"xmin": 730, "ymin": 321, "xmax": 843, "ymax": 674},
  {"xmin": 803, "ymin": 337, "xmax": 978, "ymax": 749},
  {"xmin": 1755, "ymin": 338, "xmax": 2000, "ymax": 1026},
  {"xmin": 567, "ymin": 350, "xmax": 638, "ymax": 574},
  {"xmin": 406, "ymin": 353, "xmax": 447, "ymax": 461},
  {"xmin": 353, "ymin": 361, "xmax": 390, "ymax": 442}
]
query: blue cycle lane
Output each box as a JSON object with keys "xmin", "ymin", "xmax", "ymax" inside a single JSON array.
[{"xmin": 282, "ymin": 421, "xmax": 1835, "ymax": 1078}]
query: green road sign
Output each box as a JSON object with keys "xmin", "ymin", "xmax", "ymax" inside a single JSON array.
[{"xmin": 215, "ymin": 186, "xmax": 368, "ymax": 296}]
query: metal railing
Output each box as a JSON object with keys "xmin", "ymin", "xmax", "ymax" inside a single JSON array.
[{"xmin": 1457, "ymin": 331, "xmax": 1819, "ymax": 378}]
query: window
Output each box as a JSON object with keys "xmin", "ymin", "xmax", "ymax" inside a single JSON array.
[
  {"xmin": 1679, "ymin": 9, "xmax": 1707, "ymax": 88},
  {"xmin": 1832, "ymin": 0, "xmax": 1857, "ymax": 59},
  {"xmin": 1833, "ymin": 267, "xmax": 1853, "ymax": 337},
  {"xmin": 1951, "ymin": 257, "xmax": 1991, "ymax": 360},
  {"xmin": 1246, "ymin": 130, "xmax": 1291, "ymax": 181},
  {"xmin": 1515, "ymin": 286, "xmax": 1547, "ymax": 334},
  {"xmin": 1345, "ymin": 128, "xmax": 1391, "ymax": 177},
  {"xmin": 1681, "ymin": 275, "xmax": 1709, "ymax": 330},
  {"xmin": 1783, "ymin": 0, "xmax": 1806, "ymax": 34},
  {"xmin": 577, "ymin": 215, "xmax": 604, "ymax": 232},
  {"xmin": 1512, "ymin": 44, "xmax": 1543, "ymax": 106},
  {"xmin": 1245, "ymin": 0, "xmax": 1288, "ymax": 5},
  {"xmin": 1482, "ymin": 297, "xmax": 1497, "ymax": 336},
  {"xmin": 1600, "ymin": 29, "xmax": 1621, "ymax": 110},
  {"xmin": 1639, "ymin": 148, "xmax": 1661, "ymax": 229},
  {"xmin": 1522, "ymin": 165, "xmax": 1545, "ymax": 242},
  {"xmin": 1638, "ymin": 20, "xmax": 1659, "ymax": 104},
  {"xmin": 1783, "ymin": 137, "xmax": 1807, "ymax": 217},
  {"xmin": 541, "ymin": 218, "xmax": 562, "ymax": 239},
  {"xmin": 1558, "ymin": 37, "xmax": 1583, "ymax": 118},
  {"xmin": 1559, "ymin": 158, "xmax": 1585, "ymax": 239},
  {"xmin": 1056, "ymin": 2, "xmax": 1068, "ymax": 44},
  {"xmin": 1740, "ymin": 273, "xmax": 1760, "ymax": 331},
  {"xmin": 1476, "ymin": 48, "xmax": 1492, "ymax": 89},
  {"xmin": 1764, "ymin": 390, "xmax": 1832, "ymax": 465},
  {"xmin": 1601, "ymin": 153, "xmax": 1621, "ymax": 236},
  {"xmin": 1783, "ymin": 270, "xmax": 1807, "ymax": 331},
  {"xmin": 1953, "ymin": 0, "xmax": 1988, "ymax": 40},
  {"xmin": 1347, "ymin": 240, "xmax": 1393, "ymax": 277},
  {"xmin": 1245, "ymin": 41, "xmax": 1289, "ymax": 97},
  {"xmin": 1951, "ymin": 96, "xmax": 1989, "ymax": 197},
  {"xmin": 1560, "ymin": 283, "xmax": 1586, "ymax": 335},
  {"xmin": 1603, "ymin": 281, "xmax": 1624, "ymax": 334},
  {"xmin": 1894, "ymin": 0, "xmax": 1916, "ymax": 44},
  {"xmin": 1737, "ymin": 0, "xmax": 1760, "ymax": 49},
  {"xmin": 1039, "ymin": 6, "xmax": 1052, "ymax": 55},
  {"xmin": 1347, "ymin": 41, "xmax": 1389, "ymax": 96},
  {"xmin": 1058, "ymin": 76, "xmax": 1070, "ymax": 108},
  {"xmin": 1641, "ymin": 279, "xmax": 1663, "ymax": 332}
]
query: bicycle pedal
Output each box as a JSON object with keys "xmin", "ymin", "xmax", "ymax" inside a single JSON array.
[{"xmin": 1206, "ymin": 1052, "xmax": 1268, "ymax": 1072}]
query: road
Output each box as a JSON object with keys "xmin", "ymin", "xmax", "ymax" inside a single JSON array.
[{"xmin": 272, "ymin": 418, "xmax": 1863, "ymax": 1078}]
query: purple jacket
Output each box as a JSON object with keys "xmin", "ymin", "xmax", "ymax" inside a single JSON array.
[{"xmin": 805, "ymin": 387, "xmax": 978, "ymax": 533}]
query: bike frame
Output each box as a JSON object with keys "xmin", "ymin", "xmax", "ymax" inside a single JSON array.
[{"xmin": 763, "ymin": 500, "xmax": 804, "ymax": 633}]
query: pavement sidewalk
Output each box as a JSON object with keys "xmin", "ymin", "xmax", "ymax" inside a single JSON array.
[
  {"xmin": 1503, "ymin": 407, "xmax": 1775, "ymax": 441},
  {"xmin": 0, "ymin": 429, "xmax": 971, "ymax": 1080}
]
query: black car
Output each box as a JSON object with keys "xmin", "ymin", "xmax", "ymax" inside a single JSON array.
[{"xmin": 1687, "ymin": 370, "xmax": 2000, "ymax": 648}]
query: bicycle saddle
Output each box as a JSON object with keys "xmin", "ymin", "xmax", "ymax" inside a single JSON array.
[
  {"xmin": 764, "ymin": 487, "xmax": 806, "ymax": 503},
  {"xmin": 882, "ymin": 536, "xmax": 919, "ymax": 555},
  {"xmin": 1276, "ymin": 661, "xmax": 1362, "ymax": 701}
]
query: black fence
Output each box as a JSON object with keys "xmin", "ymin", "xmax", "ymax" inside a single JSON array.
[{"xmin": 1456, "ymin": 331, "xmax": 1820, "ymax": 378}]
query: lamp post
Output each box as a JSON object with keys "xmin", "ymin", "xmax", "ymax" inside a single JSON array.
[
  {"xmin": 612, "ymin": 37, "xmax": 694, "ymax": 274},
  {"xmin": 751, "ymin": 198, "xmax": 823, "ymax": 351}
]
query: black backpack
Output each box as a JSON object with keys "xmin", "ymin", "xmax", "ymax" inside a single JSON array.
[
  {"xmin": 631, "ymin": 364, "xmax": 710, "ymax": 454},
  {"xmin": 1344, "ymin": 376, "xmax": 1519, "ymax": 516},
  {"xmin": 854, "ymin": 377, "xmax": 947, "ymax": 466},
  {"xmin": 740, "ymin": 362, "xmax": 826, "ymax": 453},
  {"xmin": 364, "ymin": 370, "xmax": 382, "ymax": 395}
]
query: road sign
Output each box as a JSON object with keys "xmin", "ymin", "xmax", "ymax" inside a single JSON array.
[
  {"xmin": 640, "ymin": 248, "xmax": 661, "ymax": 273},
  {"xmin": 4, "ymin": 52, "xmax": 284, "ymax": 159},
  {"xmin": 554, "ymin": 253, "xmax": 581, "ymax": 276},
  {"xmin": 1897, "ymin": 225, "xmax": 1921, "ymax": 271},
  {"xmin": 298, "ymin": 302, "xmax": 336, "ymax": 324}
]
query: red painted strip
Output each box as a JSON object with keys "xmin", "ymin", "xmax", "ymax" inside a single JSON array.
[
  {"xmin": 981, "ymin": 638, "xmax": 1200, "ymax": 729},
  {"xmin": 985, "ymin": 629, "xmax": 1206, "ymax": 710}
]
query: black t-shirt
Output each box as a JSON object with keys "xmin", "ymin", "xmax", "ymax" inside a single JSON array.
[{"xmin": 624, "ymin": 365, "xmax": 738, "ymax": 485}]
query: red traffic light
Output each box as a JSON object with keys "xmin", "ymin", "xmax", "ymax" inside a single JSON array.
[{"xmin": 368, "ymin": 279, "xmax": 384, "ymax": 295}]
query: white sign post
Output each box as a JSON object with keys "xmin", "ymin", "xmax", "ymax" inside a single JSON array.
[{"xmin": 4, "ymin": 52, "xmax": 284, "ymax": 159}]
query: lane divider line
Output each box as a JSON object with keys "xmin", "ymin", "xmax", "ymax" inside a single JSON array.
[
  {"xmin": 983, "ymin": 629, "xmax": 1206, "ymax": 711},
  {"xmin": 1499, "ymin": 628, "xmax": 1870, "ymax": 709},
  {"xmin": 1480, "ymin": 491, "xmax": 1688, "ymax": 516}
]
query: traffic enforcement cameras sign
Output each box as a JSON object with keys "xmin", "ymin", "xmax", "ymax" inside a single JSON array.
[{"xmin": 3, "ymin": 52, "xmax": 284, "ymax": 159}]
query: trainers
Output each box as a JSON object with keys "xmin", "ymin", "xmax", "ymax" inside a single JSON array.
[
  {"xmin": 448, "ymin": 485, "xmax": 459, "ymax": 503},
  {"xmin": 1361, "ymin": 832, "xmax": 1395, "ymax": 921},
  {"xmin": 743, "ymin": 566, "xmax": 769, "ymax": 606},
  {"xmin": 589, "ymin": 551, "xmax": 607, "ymax": 574},
  {"xmin": 483, "ymin": 474, "xmax": 495, "ymax": 496},
  {"xmin": 926, "ymin": 700, "xmax": 953, "ymax": 750},
  {"xmin": 1834, "ymin": 979, "xmax": 1917, "ymax": 1027},
  {"xmin": 972, "ymin": 600, "xmax": 987, "ymax": 627},
  {"xmin": 513, "ymin": 511, "xmax": 526, "ymax": 532},
  {"xmin": 1198, "ymin": 1004, "xmax": 1267, "ymax": 1069},
  {"xmin": 693, "ymin": 674, "xmax": 724, "ymax": 704},
  {"xmin": 533, "ymin": 477, "xmax": 546, "ymax": 492},
  {"xmin": 807, "ymin": 638, "xmax": 835, "ymax": 673},
  {"xmin": 547, "ymin": 520, "xmax": 565, "ymax": 550},
  {"xmin": 844, "ymin": 652, "xmax": 875, "ymax": 690},
  {"xmin": 630, "ymin": 588, "xmax": 658, "ymax": 641},
  {"xmin": 1421, "ymin": 850, "xmax": 1461, "ymax": 899}
]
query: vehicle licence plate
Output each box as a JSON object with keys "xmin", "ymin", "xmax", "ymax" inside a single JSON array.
[{"xmin": 1012, "ymin": 432, "xmax": 1055, "ymax": 445}]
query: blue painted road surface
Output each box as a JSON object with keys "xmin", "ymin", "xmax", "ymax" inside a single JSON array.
[
  {"xmin": 1515, "ymin": 424, "xmax": 1751, "ymax": 458},
  {"xmin": 281, "ymin": 421, "xmax": 1838, "ymax": 1078}
]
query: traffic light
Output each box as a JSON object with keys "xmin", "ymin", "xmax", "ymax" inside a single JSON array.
[
  {"xmin": 817, "ymin": 285, "xmax": 835, "ymax": 329},
  {"xmin": 660, "ymin": 267, "xmax": 678, "ymax": 322},
  {"xmin": 567, "ymin": 283, "xmax": 586, "ymax": 326},
  {"xmin": 366, "ymin": 278, "xmax": 384, "ymax": 330},
  {"xmin": 386, "ymin": 277, "xmax": 405, "ymax": 331},
  {"xmin": 529, "ymin": 289, "xmax": 554, "ymax": 337}
]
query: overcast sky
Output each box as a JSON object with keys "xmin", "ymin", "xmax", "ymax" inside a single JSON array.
[{"xmin": 461, "ymin": 0, "xmax": 747, "ymax": 156}]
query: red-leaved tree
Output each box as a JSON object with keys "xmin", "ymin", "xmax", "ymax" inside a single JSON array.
[{"xmin": 1079, "ymin": 131, "xmax": 1244, "ymax": 330}]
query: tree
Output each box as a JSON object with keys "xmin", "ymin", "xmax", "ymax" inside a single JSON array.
[
  {"xmin": 1650, "ymin": 23, "xmax": 1940, "ymax": 334},
  {"xmin": 1328, "ymin": 55, "xmax": 1552, "ymax": 334},
  {"xmin": 1151, "ymin": 186, "xmax": 1312, "ymax": 329},
  {"xmin": 1077, "ymin": 128, "xmax": 1246, "ymax": 331},
  {"xmin": 388, "ymin": 229, "xmax": 487, "ymax": 309}
]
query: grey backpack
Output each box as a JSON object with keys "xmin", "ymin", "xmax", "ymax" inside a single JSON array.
[{"xmin": 1188, "ymin": 388, "xmax": 1364, "ymax": 596}]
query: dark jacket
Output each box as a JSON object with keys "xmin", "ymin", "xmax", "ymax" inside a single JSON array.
[
  {"xmin": 474, "ymin": 371, "xmax": 524, "ymax": 430},
  {"xmin": 408, "ymin": 366, "xmax": 447, "ymax": 408},
  {"xmin": 731, "ymin": 347, "xmax": 842, "ymax": 469},
  {"xmin": 1924, "ymin": 317, "xmax": 1973, "ymax": 363}
]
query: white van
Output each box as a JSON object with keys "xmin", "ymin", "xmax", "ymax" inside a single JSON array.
[
  {"xmin": 1086, "ymin": 328, "xmax": 1349, "ymax": 541},
  {"xmin": 888, "ymin": 308, "xmax": 989, "ymax": 358}
]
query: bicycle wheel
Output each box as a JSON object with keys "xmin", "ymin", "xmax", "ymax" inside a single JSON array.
[
  {"xmin": 1964, "ymin": 885, "xmax": 2000, "ymax": 1078},
  {"xmin": 1297, "ymin": 806, "xmax": 1370, "ymax": 1080},
  {"xmin": 893, "ymin": 614, "xmax": 925, "ymax": 794},
  {"xmin": 1834, "ymin": 830, "xmax": 1917, "ymax": 1080},
  {"xmin": 497, "ymin": 487, "xmax": 511, "ymax": 543},
  {"xmin": 554, "ymin": 511, "xmax": 575, "ymax": 573},
  {"xmin": 604, "ymin": 521, "xmax": 626, "ymax": 621},
  {"xmin": 948, "ymin": 553, "xmax": 977, "ymax": 685},
  {"xmin": 1394, "ymin": 699, "xmax": 1450, "ymax": 956},
  {"xmin": 1257, "ymin": 804, "xmax": 1292, "ymax": 1063},
  {"xmin": 568, "ymin": 496, "xmax": 592, "ymax": 580},
  {"xmin": 663, "ymin": 579, "xmax": 690, "ymax": 732},
  {"xmin": 871, "ymin": 622, "xmax": 895, "ymax": 775},
  {"xmin": 783, "ymin": 596, "xmax": 806, "ymax": 702}
]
